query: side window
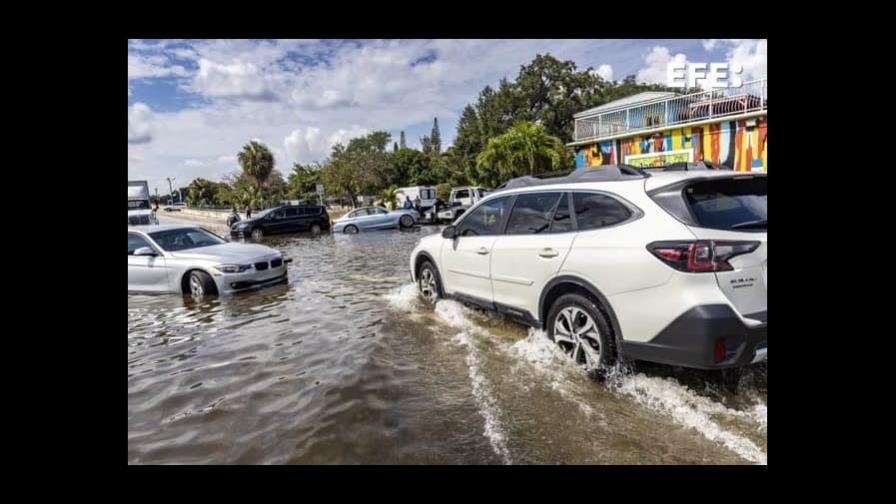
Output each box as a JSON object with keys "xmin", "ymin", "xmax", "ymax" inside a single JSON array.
[
  {"xmin": 285, "ymin": 207, "xmax": 300, "ymax": 217},
  {"xmin": 455, "ymin": 189, "xmax": 469, "ymax": 199},
  {"xmin": 550, "ymin": 193, "xmax": 573, "ymax": 233},
  {"xmin": 128, "ymin": 233, "xmax": 151, "ymax": 255},
  {"xmin": 505, "ymin": 192, "xmax": 563, "ymax": 235},
  {"xmin": 457, "ymin": 197, "xmax": 510, "ymax": 236},
  {"xmin": 274, "ymin": 209, "xmax": 286, "ymax": 219},
  {"xmin": 572, "ymin": 192, "xmax": 633, "ymax": 230}
]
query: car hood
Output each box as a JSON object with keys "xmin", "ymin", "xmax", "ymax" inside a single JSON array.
[{"xmin": 168, "ymin": 242, "xmax": 279, "ymax": 262}]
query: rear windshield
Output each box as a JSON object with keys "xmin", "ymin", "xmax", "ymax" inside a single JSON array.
[{"xmin": 684, "ymin": 177, "xmax": 767, "ymax": 230}]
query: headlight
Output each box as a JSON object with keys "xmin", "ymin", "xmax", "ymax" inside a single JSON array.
[{"xmin": 214, "ymin": 264, "xmax": 252, "ymax": 273}]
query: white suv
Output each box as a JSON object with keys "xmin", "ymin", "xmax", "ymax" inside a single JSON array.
[{"xmin": 409, "ymin": 165, "xmax": 767, "ymax": 371}]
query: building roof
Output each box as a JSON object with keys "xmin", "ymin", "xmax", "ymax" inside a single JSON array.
[{"xmin": 574, "ymin": 92, "xmax": 680, "ymax": 118}]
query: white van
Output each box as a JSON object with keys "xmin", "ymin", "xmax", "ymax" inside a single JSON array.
[{"xmin": 395, "ymin": 186, "xmax": 437, "ymax": 211}]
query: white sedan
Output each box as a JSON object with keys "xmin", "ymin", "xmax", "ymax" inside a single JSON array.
[{"xmin": 128, "ymin": 224, "xmax": 290, "ymax": 298}]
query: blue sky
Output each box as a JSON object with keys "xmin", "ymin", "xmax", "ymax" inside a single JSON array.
[{"xmin": 128, "ymin": 39, "xmax": 766, "ymax": 193}]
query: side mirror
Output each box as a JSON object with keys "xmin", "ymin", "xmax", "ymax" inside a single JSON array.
[
  {"xmin": 442, "ymin": 225, "xmax": 457, "ymax": 239},
  {"xmin": 133, "ymin": 247, "xmax": 157, "ymax": 257}
]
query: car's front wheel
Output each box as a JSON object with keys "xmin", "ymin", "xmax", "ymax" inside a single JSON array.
[
  {"xmin": 187, "ymin": 270, "xmax": 218, "ymax": 299},
  {"xmin": 417, "ymin": 261, "xmax": 441, "ymax": 304},
  {"xmin": 310, "ymin": 223, "xmax": 321, "ymax": 235},
  {"xmin": 547, "ymin": 293, "xmax": 616, "ymax": 372},
  {"xmin": 251, "ymin": 227, "xmax": 264, "ymax": 240},
  {"xmin": 344, "ymin": 224, "xmax": 359, "ymax": 234},
  {"xmin": 399, "ymin": 214, "xmax": 414, "ymax": 228}
]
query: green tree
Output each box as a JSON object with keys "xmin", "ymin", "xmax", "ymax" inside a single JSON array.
[
  {"xmin": 476, "ymin": 121, "xmax": 571, "ymax": 187},
  {"xmin": 379, "ymin": 185, "xmax": 399, "ymax": 210},
  {"xmin": 287, "ymin": 162, "xmax": 322, "ymax": 202},
  {"xmin": 393, "ymin": 147, "xmax": 433, "ymax": 185},
  {"xmin": 185, "ymin": 178, "xmax": 217, "ymax": 207},
  {"xmin": 399, "ymin": 130, "xmax": 406, "ymax": 149},
  {"xmin": 237, "ymin": 140, "xmax": 275, "ymax": 189},
  {"xmin": 264, "ymin": 169, "xmax": 287, "ymax": 206}
]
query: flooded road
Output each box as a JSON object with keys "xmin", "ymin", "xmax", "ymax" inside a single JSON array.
[{"xmin": 128, "ymin": 226, "xmax": 767, "ymax": 464}]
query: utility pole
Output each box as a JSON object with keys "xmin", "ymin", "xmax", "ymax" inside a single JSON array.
[{"xmin": 166, "ymin": 177, "xmax": 176, "ymax": 204}]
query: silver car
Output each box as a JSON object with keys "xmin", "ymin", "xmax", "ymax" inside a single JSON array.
[
  {"xmin": 331, "ymin": 206, "xmax": 418, "ymax": 234},
  {"xmin": 128, "ymin": 224, "xmax": 290, "ymax": 297}
]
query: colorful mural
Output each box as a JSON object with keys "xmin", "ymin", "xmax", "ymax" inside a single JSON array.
[{"xmin": 574, "ymin": 116, "xmax": 767, "ymax": 172}]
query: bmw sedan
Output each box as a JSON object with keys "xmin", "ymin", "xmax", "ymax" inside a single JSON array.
[
  {"xmin": 128, "ymin": 224, "xmax": 291, "ymax": 298},
  {"xmin": 331, "ymin": 206, "xmax": 418, "ymax": 234}
]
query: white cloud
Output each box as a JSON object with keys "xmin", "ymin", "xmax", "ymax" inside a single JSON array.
[
  {"xmin": 702, "ymin": 39, "xmax": 720, "ymax": 51},
  {"xmin": 190, "ymin": 58, "xmax": 277, "ymax": 101},
  {"xmin": 183, "ymin": 159, "xmax": 204, "ymax": 166},
  {"xmin": 637, "ymin": 46, "xmax": 690, "ymax": 85},
  {"xmin": 216, "ymin": 154, "xmax": 236, "ymax": 163},
  {"xmin": 128, "ymin": 54, "xmax": 189, "ymax": 81},
  {"xmin": 127, "ymin": 103, "xmax": 154, "ymax": 144},
  {"xmin": 725, "ymin": 39, "xmax": 766, "ymax": 82},
  {"xmin": 594, "ymin": 64, "xmax": 614, "ymax": 81}
]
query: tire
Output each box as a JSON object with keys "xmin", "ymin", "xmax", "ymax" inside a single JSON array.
[
  {"xmin": 344, "ymin": 224, "xmax": 359, "ymax": 234},
  {"xmin": 250, "ymin": 227, "xmax": 264, "ymax": 240},
  {"xmin": 310, "ymin": 223, "xmax": 321, "ymax": 235},
  {"xmin": 546, "ymin": 293, "xmax": 617, "ymax": 371},
  {"xmin": 187, "ymin": 270, "xmax": 218, "ymax": 299},
  {"xmin": 399, "ymin": 214, "xmax": 414, "ymax": 229},
  {"xmin": 417, "ymin": 261, "xmax": 442, "ymax": 304}
]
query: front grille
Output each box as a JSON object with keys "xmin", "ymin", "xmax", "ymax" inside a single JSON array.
[
  {"xmin": 254, "ymin": 261, "xmax": 269, "ymax": 271},
  {"xmin": 129, "ymin": 215, "xmax": 151, "ymax": 225},
  {"xmin": 271, "ymin": 258, "xmax": 283, "ymax": 268}
]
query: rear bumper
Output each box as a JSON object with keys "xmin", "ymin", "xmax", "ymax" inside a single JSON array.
[{"xmin": 620, "ymin": 304, "xmax": 766, "ymax": 370}]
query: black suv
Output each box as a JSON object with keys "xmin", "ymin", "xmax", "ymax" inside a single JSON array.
[{"xmin": 231, "ymin": 204, "xmax": 330, "ymax": 239}]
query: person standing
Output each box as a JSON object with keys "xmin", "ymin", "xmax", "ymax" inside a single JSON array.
[
  {"xmin": 413, "ymin": 195, "xmax": 421, "ymax": 213},
  {"xmin": 403, "ymin": 196, "xmax": 413, "ymax": 209},
  {"xmin": 245, "ymin": 205, "xmax": 252, "ymax": 219}
]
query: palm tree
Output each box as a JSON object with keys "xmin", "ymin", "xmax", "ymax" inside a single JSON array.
[
  {"xmin": 476, "ymin": 121, "xmax": 569, "ymax": 186},
  {"xmin": 379, "ymin": 185, "xmax": 398, "ymax": 210},
  {"xmin": 237, "ymin": 140, "xmax": 275, "ymax": 190}
]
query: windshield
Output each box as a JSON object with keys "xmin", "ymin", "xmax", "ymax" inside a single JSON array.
[
  {"xmin": 254, "ymin": 208, "xmax": 277, "ymax": 219},
  {"xmin": 685, "ymin": 177, "xmax": 767, "ymax": 230},
  {"xmin": 128, "ymin": 200, "xmax": 151, "ymax": 211},
  {"xmin": 148, "ymin": 227, "xmax": 226, "ymax": 251}
]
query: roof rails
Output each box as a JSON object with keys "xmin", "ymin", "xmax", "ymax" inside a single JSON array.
[
  {"xmin": 493, "ymin": 165, "xmax": 648, "ymax": 192},
  {"xmin": 641, "ymin": 161, "xmax": 730, "ymax": 172}
]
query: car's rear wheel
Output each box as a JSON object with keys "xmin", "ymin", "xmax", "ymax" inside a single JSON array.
[
  {"xmin": 399, "ymin": 214, "xmax": 414, "ymax": 228},
  {"xmin": 251, "ymin": 227, "xmax": 264, "ymax": 240},
  {"xmin": 187, "ymin": 270, "xmax": 218, "ymax": 299},
  {"xmin": 417, "ymin": 261, "xmax": 441, "ymax": 304},
  {"xmin": 344, "ymin": 225, "xmax": 359, "ymax": 234},
  {"xmin": 547, "ymin": 293, "xmax": 616, "ymax": 372},
  {"xmin": 310, "ymin": 223, "xmax": 321, "ymax": 235}
]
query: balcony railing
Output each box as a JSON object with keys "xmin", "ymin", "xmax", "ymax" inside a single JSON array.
[{"xmin": 573, "ymin": 77, "xmax": 767, "ymax": 143}]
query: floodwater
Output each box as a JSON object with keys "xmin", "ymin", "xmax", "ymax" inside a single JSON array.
[{"xmin": 128, "ymin": 226, "xmax": 767, "ymax": 464}]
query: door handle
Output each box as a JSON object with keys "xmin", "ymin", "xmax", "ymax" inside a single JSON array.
[
  {"xmin": 538, "ymin": 248, "xmax": 559, "ymax": 258},
  {"xmin": 476, "ymin": 247, "xmax": 490, "ymax": 255}
]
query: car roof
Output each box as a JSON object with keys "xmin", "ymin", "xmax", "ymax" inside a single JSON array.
[
  {"xmin": 642, "ymin": 169, "xmax": 765, "ymax": 192},
  {"xmin": 476, "ymin": 167, "xmax": 763, "ymax": 202},
  {"xmin": 128, "ymin": 224, "xmax": 201, "ymax": 233}
]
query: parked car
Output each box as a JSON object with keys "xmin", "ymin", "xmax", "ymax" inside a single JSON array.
[
  {"xmin": 434, "ymin": 186, "xmax": 487, "ymax": 223},
  {"xmin": 129, "ymin": 224, "xmax": 291, "ymax": 298},
  {"xmin": 409, "ymin": 165, "xmax": 767, "ymax": 372},
  {"xmin": 230, "ymin": 204, "xmax": 330, "ymax": 240},
  {"xmin": 332, "ymin": 206, "xmax": 418, "ymax": 234},
  {"xmin": 163, "ymin": 206, "xmax": 182, "ymax": 212}
]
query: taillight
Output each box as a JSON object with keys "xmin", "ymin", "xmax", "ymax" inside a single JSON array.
[
  {"xmin": 713, "ymin": 338, "xmax": 727, "ymax": 363},
  {"xmin": 647, "ymin": 240, "xmax": 759, "ymax": 273}
]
